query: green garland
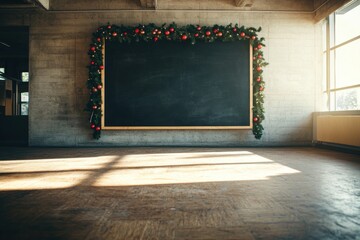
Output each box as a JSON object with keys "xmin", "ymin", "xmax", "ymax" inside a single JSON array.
[{"xmin": 87, "ymin": 23, "xmax": 268, "ymax": 140}]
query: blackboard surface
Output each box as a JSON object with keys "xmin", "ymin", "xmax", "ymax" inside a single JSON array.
[{"xmin": 104, "ymin": 40, "xmax": 250, "ymax": 127}]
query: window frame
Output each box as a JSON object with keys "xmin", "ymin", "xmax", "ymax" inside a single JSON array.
[{"xmin": 323, "ymin": 4, "xmax": 360, "ymax": 111}]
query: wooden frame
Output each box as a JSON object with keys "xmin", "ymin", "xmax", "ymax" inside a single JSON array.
[{"xmin": 101, "ymin": 42, "xmax": 253, "ymax": 130}]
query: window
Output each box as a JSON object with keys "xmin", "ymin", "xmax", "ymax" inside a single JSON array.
[
  {"xmin": 323, "ymin": 0, "xmax": 360, "ymax": 111},
  {"xmin": 20, "ymin": 92, "xmax": 29, "ymax": 115},
  {"xmin": 21, "ymin": 72, "xmax": 29, "ymax": 82},
  {"xmin": 0, "ymin": 68, "xmax": 4, "ymax": 80}
]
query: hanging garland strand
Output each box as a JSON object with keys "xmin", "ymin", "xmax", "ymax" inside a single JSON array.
[{"xmin": 86, "ymin": 23, "xmax": 268, "ymax": 140}]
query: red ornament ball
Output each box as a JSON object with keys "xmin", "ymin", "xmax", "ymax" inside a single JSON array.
[
  {"xmin": 91, "ymin": 61, "xmax": 95, "ymax": 65},
  {"xmin": 254, "ymin": 47, "xmax": 258, "ymax": 51},
  {"xmin": 169, "ymin": 27, "xmax": 175, "ymax": 32},
  {"xmin": 258, "ymin": 54, "xmax": 262, "ymax": 59},
  {"xmin": 251, "ymin": 36, "xmax": 256, "ymax": 40},
  {"xmin": 165, "ymin": 31, "xmax": 170, "ymax": 36},
  {"xmin": 95, "ymin": 126, "xmax": 101, "ymax": 131},
  {"xmin": 253, "ymin": 117, "xmax": 259, "ymax": 122},
  {"xmin": 107, "ymin": 25, "xmax": 111, "ymax": 29},
  {"xmin": 135, "ymin": 28, "xmax": 140, "ymax": 34},
  {"xmin": 92, "ymin": 87, "xmax": 97, "ymax": 92},
  {"xmin": 90, "ymin": 46, "xmax": 96, "ymax": 51},
  {"xmin": 258, "ymin": 44, "xmax": 262, "ymax": 49},
  {"xmin": 152, "ymin": 31, "xmax": 157, "ymax": 35},
  {"xmin": 256, "ymin": 77, "xmax": 261, "ymax": 82},
  {"xmin": 213, "ymin": 28, "xmax": 219, "ymax": 33},
  {"xmin": 205, "ymin": 31, "xmax": 211, "ymax": 36},
  {"xmin": 259, "ymin": 86, "xmax": 264, "ymax": 91},
  {"xmin": 91, "ymin": 124, "xmax": 95, "ymax": 129},
  {"xmin": 97, "ymin": 37, "xmax": 101, "ymax": 42},
  {"xmin": 154, "ymin": 37, "xmax": 159, "ymax": 42},
  {"xmin": 217, "ymin": 32, "xmax": 223, "ymax": 37},
  {"xmin": 92, "ymin": 105, "xmax": 97, "ymax": 110},
  {"xmin": 194, "ymin": 33, "xmax": 199, "ymax": 37},
  {"xmin": 256, "ymin": 66, "xmax": 262, "ymax": 71},
  {"xmin": 233, "ymin": 28, "xmax": 237, "ymax": 32},
  {"xmin": 240, "ymin": 32, "xmax": 245, "ymax": 37},
  {"xmin": 97, "ymin": 85, "xmax": 102, "ymax": 90},
  {"xmin": 181, "ymin": 34, "xmax": 188, "ymax": 40},
  {"xmin": 197, "ymin": 26, "xmax": 202, "ymax": 31},
  {"xmin": 140, "ymin": 30, "xmax": 145, "ymax": 35},
  {"xmin": 157, "ymin": 31, "xmax": 162, "ymax": 34},
  {"xmin": 99, "ymin": 65, "xmax": 104, "ymax": 70},
  {"xmin": 112, "ymin": 32, "xmax": 117, "ymax": 37}
]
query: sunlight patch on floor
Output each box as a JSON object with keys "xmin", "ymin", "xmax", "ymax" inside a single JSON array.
[{"xmin": 0, "ymin": 151, "xmax": 300, "ymax": 190}]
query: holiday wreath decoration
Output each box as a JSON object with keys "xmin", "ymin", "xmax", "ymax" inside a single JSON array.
[{"xmin": 86, "ymin": 23, "xmax": 268, "ymax": 140}]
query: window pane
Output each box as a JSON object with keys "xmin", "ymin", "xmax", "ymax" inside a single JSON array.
[
  {"xmin": 322, "ymin": 53, "xmax": 327, "ymax": 91},
  {"xmin": 322, "ymin": 20, "xmax": 327, "ymax": 52},
  {"xmin": 322, "ymin": 92, "xmax": 329, "ymax": 111},
  {"xmin": 21, "ymin": 103, "xmax": 28, "ymax": 115},
  {"xmin": 0, "ymin": 68, "xmax": 4, "ymax": 80},
  {"xmin": 335, "ymin": 39, "xmax": 360, "ymax": 88},
  {"xmin": 21, "ymin": 72, "xmax": 29, "ymax": 82},
  {"xmin": 335, "ymin": 87, "xmax": 360, "ymax": 110},
  {"xmin": 335, "ymin": 2, "xmax": 360, "ymax": 45},
  {"xmin": 21, "ymin": 92, "xmax": 29, "ymax": 102},
  {"xmin": 330, "ymin": 92, "xmax": 336, "ymax": 111},
  {"xmin": 330, "ymin": 50, "xmax": 335, "ymax": 89}
]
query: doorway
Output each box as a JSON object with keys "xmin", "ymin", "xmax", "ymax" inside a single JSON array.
[{"xmin": 0, "ymin": 26, "xmax": 29, "ymax": 146}]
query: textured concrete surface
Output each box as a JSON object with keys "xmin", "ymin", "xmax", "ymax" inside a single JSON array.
[
  {"xmin": 0, "ymin": 3, "xmax": 323, "ymax": 146},
  {"xmin": 0, "ymin": 147, "xmax": 359, "ymax": 239}
]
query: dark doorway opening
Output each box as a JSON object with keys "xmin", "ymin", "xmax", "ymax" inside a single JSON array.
[{"xmin": 0, "ymin": 26, "xmax": 29, "ymax": 146}]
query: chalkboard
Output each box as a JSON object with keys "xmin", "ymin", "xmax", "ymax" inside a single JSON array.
[{"xmin": 103, "ymin": 40, "xmax": 252, "ymax": 129}]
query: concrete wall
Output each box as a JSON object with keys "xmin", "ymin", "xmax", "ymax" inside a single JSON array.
[{"xmin": 0, "ymin": 9, "xmax": 322, "ymax": 146}]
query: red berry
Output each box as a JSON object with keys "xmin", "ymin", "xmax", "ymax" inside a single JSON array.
[
  {"xmin": 181, "ymin": 34, "xmax": 187, "ymax": 40},
  {"xmin": 256, "ymin": 66, "xmax": 261, "ymax": 71},
  {"xmin": 197, "ymin": 26, "xmax": 201, "ymax": 31},
  {"xmin": 95, "ymin": 126, "xmax": 101, "ymax": 131},
  {"xmin": 240, "ymin": 32, "xmax": 245, "ymax": 37},
  {"xmin": 97, "ymin": 37, "xmax": 101, "ymax": 42},
  {"xmin": 233, "ymin": 28, "xmax": 237, "ymax": 32},
  {"xmin": 97, "ymin": 85, "xmax": 102, "ymax": 89},
  {"xmin": 135, "ymin": 28, "xmax": 140, "ymax": 34},
  {"xmin": 90, "ymin": 46, "xmax": 96, "ymax": 51},
  {"xmin": 165, "ymin": 31, "xmax": 170, "ymax": 36},
  {"xmin": 92, "ymin": 105, "xmax": 97, "ymax": 110},
  {"xmin": 258, "ymin": 44, "xmax": 262, "ymax": 49},
  {"xmin": 253, "ymin": 117, "xmax": 258, "ymax": 122},
  {"xmin": 194, "ymin": 33, "xmax": 199, "ymax": 37},
  {"xmin": 256, "ymin": 77, "xmax": 261, "ymax": 82},
  {"xmin": 169, "ymin": 27, "xmax": 175, "ymax": 32},
  {"xmin": 154, "ymin": 37, "xmax": 159, "ymax": 42},
  {"xmin": 112, "ymin": 32, "xmax": 117, "ymax": 37},
  {"xmin": 205, "ymin": 31, "xmax": 211, "ymax": 36},
  {"xmin": 99, "ymin": 65, "xmax": 104, "ymax": 70},
  {"xmin": 91, "ymin": 124, "xmax": 95, "ymax": 129}
]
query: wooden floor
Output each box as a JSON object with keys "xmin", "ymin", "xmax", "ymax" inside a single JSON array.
[{"xmin": 0, "ymin": 147, "xmax": 359, "ymax": 240}]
